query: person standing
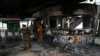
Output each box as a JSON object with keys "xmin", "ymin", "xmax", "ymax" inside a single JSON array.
[
  {"xmin": 21, "ymin": 24, "xmax": 31, "ymax": 50},
  {"xmin": 36, "ymin": 21, "xmax": 43, "ymax": 42}
]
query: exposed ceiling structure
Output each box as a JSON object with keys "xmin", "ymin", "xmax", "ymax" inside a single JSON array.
[{"xmin": 0, "ymin": 0, "xmax": 86, "ymax": 16}]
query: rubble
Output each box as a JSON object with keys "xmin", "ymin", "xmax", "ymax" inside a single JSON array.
[
  {"xmin": 53, "ymin": 35, "xmax": 93, "ymax": 47},
  {"xmin": 0, "ymin": 39, "xmax": 100, "ymax": 56},
  {"xmin": 29, "ymin": 44, "xmax": 44, "ymax": 52},
  {"xmin": 15, "ymin": 51, "xmax": 39, "ymax": 56}
]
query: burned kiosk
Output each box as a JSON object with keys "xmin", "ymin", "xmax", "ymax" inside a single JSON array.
[{"xmin": 42, "ymin": 5, "xmax": 95, "ymax": 48}]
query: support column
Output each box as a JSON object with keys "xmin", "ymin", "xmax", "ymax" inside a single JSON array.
[
  {"xmin": 48, "ymin": 17, "xmax": 49, "ymax": 28},
  {"xmin": 93, "ymin": 5, "xmax": 100, "ymax": 44},
  {"xmin": 56, "ymin": 17, "xmax": 58, "ymax": 28},
  {"xmin": 94, "ymin": 5, "xmax": 100, "ymax": 36}
]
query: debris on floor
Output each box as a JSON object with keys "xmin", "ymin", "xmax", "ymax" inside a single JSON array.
[{"xmin": 0, "ymin": 41, "xmax": 100, "ymax": 56}]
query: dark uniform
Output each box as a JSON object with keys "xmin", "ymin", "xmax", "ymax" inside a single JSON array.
[{"xmin": 21, "ymin": 25, "xmax": 31, "ymax": 50}]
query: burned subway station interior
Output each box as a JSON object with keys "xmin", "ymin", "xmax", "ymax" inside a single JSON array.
[{"xmin": 0, "ymin": 0, "xmax": 100, "ymax": 56}]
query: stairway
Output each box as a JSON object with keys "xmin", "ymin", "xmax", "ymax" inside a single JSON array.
[{"xmin": 70, "ymin": 18, "xmax": 82, "ymax": 29}]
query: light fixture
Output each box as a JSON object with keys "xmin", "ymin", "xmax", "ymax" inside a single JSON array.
[
  {"xmin": 69, "ymin": 17, "xmax": 72, "ymax": 19},
  {"xmin": 80, "ymin": 0, "xmax": 95, "ymax": 4},
  {"xmin": 77, "ymin": 15, "xmax": 82, "ymax": 17},
  {"xmin": 58, "ymin": 24, "xmax": 61, "ymax": 27},
  {"xmin": 96, "ymin": 0, "xmax": 100, "ymax": 5}
]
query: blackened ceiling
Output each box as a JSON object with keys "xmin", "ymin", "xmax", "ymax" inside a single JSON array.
[{"xmin": 0, "ymin": 0, "xmax": 85, "ymax": 16}]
